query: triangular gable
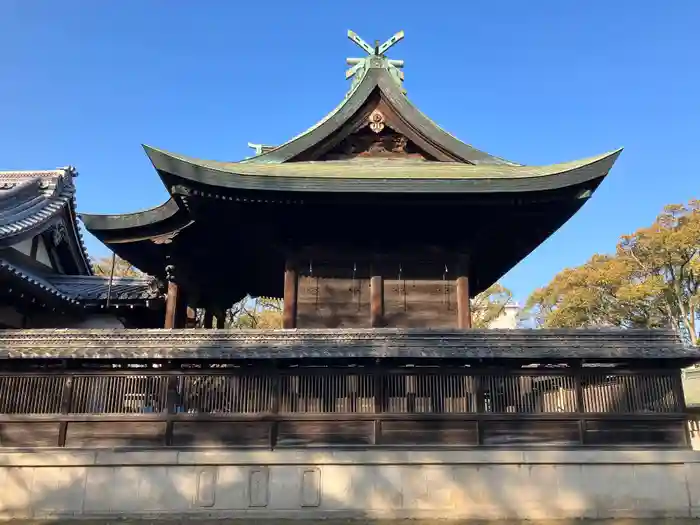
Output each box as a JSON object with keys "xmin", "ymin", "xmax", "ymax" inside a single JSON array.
[
  {"xmin": 248, "ymin": 62, "xmax": 517, "ymax": 166},
  {"xmin": 0, "ymin": 168, "xmax": 92, "ymax": 275}
]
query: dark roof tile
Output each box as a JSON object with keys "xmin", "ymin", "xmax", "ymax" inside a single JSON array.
[
  {"xmin": 0, "ymin": 328, "xmax": 694, "ymax": 361},
  {"xmin": 47, "ymin": 275, "xmax": 161, "ymax": 302}
]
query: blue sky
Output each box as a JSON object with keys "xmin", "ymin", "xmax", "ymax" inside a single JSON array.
[{"xmin": 1, "ymin": 1, "xmax": 698, "ymax": 302}]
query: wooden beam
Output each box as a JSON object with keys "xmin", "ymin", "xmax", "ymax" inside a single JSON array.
[
  {"xmin": 29, "ymin": 236, "xmax": 39, "ymax": 259},
  {"xmin": 215, "ymin": 312, "xmax": 226, "ymax": 329},
  {"xmin": 164, "ymin": 282, "xmax": 180, "ymax": 329},
  {"xmin": 283, "ymin": 260, "xmax": 298, "ymax": 329},
  {"xmin": 370, "ymin": 275, "xmax": 384, "ymax": 327},
  {"xmin": 456, "ymin": 276, "xmax": 472, "ymax": 329}
]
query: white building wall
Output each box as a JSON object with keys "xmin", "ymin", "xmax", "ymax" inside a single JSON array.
[
  {"xmin": 486, "ymin": 303, "xmax": 520, "ymax": 329},
  {"xmin": 10, "ymin": 237, "xmax": 53, "ymax": 268}
]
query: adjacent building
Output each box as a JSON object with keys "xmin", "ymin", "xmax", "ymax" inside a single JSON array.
[{"xmin": 0, "ymin": 167, "xmax": 164, "ymax": 328}]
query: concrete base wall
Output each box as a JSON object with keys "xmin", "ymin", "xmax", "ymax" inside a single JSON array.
[{"xmin": 2, "ymin": 449, "xmax": 700, "ymax": 521}]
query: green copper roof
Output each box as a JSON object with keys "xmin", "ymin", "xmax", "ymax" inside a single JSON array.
[
  {"xmin": 144, "ymin": 145, "xmax": 622, "ymax": 194},
  {"xmin": 151, "ymin": 147, "xmax": 619, "ymax": 180}
]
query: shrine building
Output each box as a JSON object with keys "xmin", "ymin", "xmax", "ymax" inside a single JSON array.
[
  {"xmin": 0, "ymin": 31, "xmax": 699, "ymax": 522},
  {"xmin": 81, "ymin": 30, "xmax": 621, "ymax": 331}
]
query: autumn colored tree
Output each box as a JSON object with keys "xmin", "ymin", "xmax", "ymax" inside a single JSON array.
[
  {"xmin": 92, "ymin": 254, "xmax": 143, "ymax": 277},
  {"xmin": 526, "ymin": 200, "xmax": 699, "ymax": 345},
  {"xmin": 471, "ymin": 283, "xmax": 515, "ymax": 328},
  {"xmin": 229, "ymin": 297, "xmax": 283, "ymax": 329}
]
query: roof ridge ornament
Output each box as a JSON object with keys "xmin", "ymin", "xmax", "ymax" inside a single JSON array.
[{"xmin": 345, "ymin": 30, "xmax": 405, "ymax": 92}]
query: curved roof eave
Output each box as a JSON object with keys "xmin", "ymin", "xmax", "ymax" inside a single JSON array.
[
  {"xmin": 80, "ymin": 198, "xmax": 190, "ymax": 236},
  {"xmin": 243, "ymin": 68, "xmax": 514, "ymax": 166},
  {"xmin": 0, "ymin": 169, "xmax": 93, "ymax": 274},
  {"xmin": 142, "ymin": 146, "xmax": 622, "ymax": 195},
  {"xmin": 0, "ymin": 260, "xmax": 80, "ymax": 306},
  {"xmin": 0, "ymin": 179, "xmax": 69, "ymax": 247}
]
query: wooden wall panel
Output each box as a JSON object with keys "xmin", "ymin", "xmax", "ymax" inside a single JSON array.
[
  {"xmin": 277, "ymin": 420, "xmax": 373, "ymax": 446},
  {"xmin": 583, "ymin": 419, "xmax": 686, "ymax": 446},
  {"xmin": 172, "ymin": 421, "xmax": 270, "ymax": 447},
  {"xmin": 481, "ymin": 420, "xmax": 581, "ymax": 446},
  {"xmin": 65, "ymin": 421, "xmax": 166, "ymax": 448},
  {"xmin": 297, "ymin": 276, "xmax": 370, "ymax": 328},
  {"xmin": 0, "ymin": 422, "xmax": 60, "ymax": 447},
  {"xmin": 384, "ymin": 279, "xmax": 457, "ymax": 328},
  {"xmin": 380, "ymin": 420, "xmax": 478, "ymax": 446}
]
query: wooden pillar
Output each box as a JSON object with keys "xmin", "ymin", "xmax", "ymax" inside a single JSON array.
[
  {"xmin": 164, "ymin": 262, "xmax": 186, "ymax": 329},
  {"xmin": 164, "ymin": 282, "xmax": 180, "ymax": 329},
  {"xmin": 203, "ymin": 310, "xmax": 214, "ymax": 329},
  {"xmin": 370, "ymin": 275, "xmax": 384, "ymax": 328},
  {"xmin": 175, "ymin": 293, "xmax": 188, "ymax": 328},
  {"xmin": 215, "ymin": 314, "xmax": 226, "ymax": 329},
  {"xmin": 282, "ymin": 259, "xmax": 298, "ymax": 329},
  {"xmin": 456, "ymin": 276, "xmax": 472, "ymax": 329}
]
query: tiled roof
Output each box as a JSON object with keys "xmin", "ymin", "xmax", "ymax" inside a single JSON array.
[
  {"xmin": 0, "ymin": 169, "xmax": 72, "ymax": 242},
  {"xmin": 0, "ymin": 260, "xmax": 161, "ymax": 307},
  {"xmin": 0, "ymin": 260, "xmax": 78, "ymax": 305},
  {"xmin": 47, "ymin": 275, "xmax": 161, "ymax": 303},
  {"xmin": 0, "ymin": 328, "xmax": 694, "ymax": 361},
  {"xmin": 0, "ymin": 167, "xmax": 92, "ymax": 273}
]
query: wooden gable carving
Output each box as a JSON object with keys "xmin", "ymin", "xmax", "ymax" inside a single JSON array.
[
  {"xmin": 319, "ymin": 125, "xmax": 432, "ymax": 161},
  {"xmin": 296, "ymin": 93, "xmax": 443, "ymax": 163}
]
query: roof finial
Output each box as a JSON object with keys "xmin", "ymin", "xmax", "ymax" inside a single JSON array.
[{"xmin": 345, "ymin": 30, "xmax": 405, "ymax": 89}]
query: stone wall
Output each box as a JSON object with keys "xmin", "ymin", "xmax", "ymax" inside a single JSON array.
[{"xmin": 1, "ymin": 449, "xmax": 700, "ymax": 521}]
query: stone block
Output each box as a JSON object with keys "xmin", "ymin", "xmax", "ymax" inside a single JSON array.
[
  {"xmin": 108, "ymin": 466, "xmax": 144, "ymax": 512},
  {"xmin": 320, "ymin": 465, "xmax": 355, "ymax": 509},
  {"xmin": 30, "ymin": 466, "xmax": 86, "ymax": 515},
  {"xmin": 580, "ymin": 464, "xmax": 643, "ymax": 518},
  {"xmin": 0, "ymin": 467, "xmax": 34, "ymax": 519},
  {"xmin": 136, "ymin": 466, "xmax": 191, "ymax": 512},
  {"xmin": 0, "ymin": 451, "xmax": 95, "ymax": 467},
  {"xmin": 628, "ymin": 464, "xmax": 690, "ymax": 518},
  {"xmin": 95, "ymin": 450, "xmax": 178, "ymax": 465},
  {"xmin": 83, "ymin": 466, "xmax": 114, "ymax": 512},
  {"xmin": 451, "ymin": 464, "xmax": 530, "ymax": 520},
  {"xmin": 248, "ymin": 467, "xmax": 269, "ymax": 507},
  {"xmin": 195, "ymin": 467, "xmax": 217, "ymax": 507},
  {"xmin": 210, "ymin": 466, "xmax": 247, "ymax": 510},
  {"xmin": 400, "ymin": 466, "xmax": 454, "ymax": 511},
  {"xmin": 300, "ymin": 467, "xmax": 321, "ymax": 507},
  {"xmin": 268, "ymin": 465, "xmax": 302, "ymax": 510},
  {"xmin": 367, "ymin": 465, "xmax": 403, "ymax": 511}
]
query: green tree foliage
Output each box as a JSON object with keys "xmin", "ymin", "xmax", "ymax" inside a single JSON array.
[
  {"xmin": 228, "ymin": 297, "xmax": 283, "ymax": 329},
  {"xmin": 526, "ymin": 200, "xmax": 700, "ymax": 345}
]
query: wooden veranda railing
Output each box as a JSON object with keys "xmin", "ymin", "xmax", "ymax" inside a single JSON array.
[{"xmin": 0, "ymin": 368, "xmax": 689, "ymax": 449}]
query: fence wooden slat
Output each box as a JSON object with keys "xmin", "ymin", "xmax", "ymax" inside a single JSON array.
[{"xmin": 0, "ymin": 368, "xmax": 689, "ymax": 449}]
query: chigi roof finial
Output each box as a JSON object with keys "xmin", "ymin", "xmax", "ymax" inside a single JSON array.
[{"xmin": 345, "ymin": 30, "xmax": 405, "ymax": 89}]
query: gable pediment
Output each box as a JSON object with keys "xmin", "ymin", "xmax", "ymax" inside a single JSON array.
[
  {"xmin": 294, "ymin": 90, "xmax": 451, "ymax": 163},
  {"xmin": 319, "ymin": 114, "xmax": 433, "ymax": 161}
]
